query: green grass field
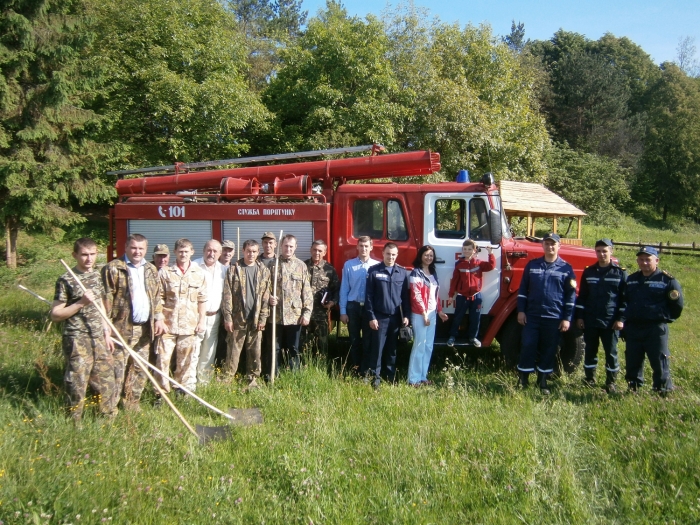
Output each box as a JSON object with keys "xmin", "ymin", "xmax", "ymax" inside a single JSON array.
[{"xmin": 1, "ymin": 219, "xmax": 699, "ymax": 524}]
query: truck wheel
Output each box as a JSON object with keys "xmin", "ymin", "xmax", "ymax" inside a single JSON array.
[
  {"xmin": 554, "ymin": 328, "xmax": 585, "ymax": 376},
  {"xmin": 495, "ymin": 315, "xmax": 521, "ymax": 368}
]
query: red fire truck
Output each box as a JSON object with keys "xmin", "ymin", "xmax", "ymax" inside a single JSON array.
[{"xmin": 108, "ymin": 145, "xmax": 596, "ymax": 371}]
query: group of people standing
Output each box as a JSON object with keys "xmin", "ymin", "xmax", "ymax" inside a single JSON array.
[
  {"xmin": 50, "ymin": 228, "xmax": 684, "ymax": 420},
  {"xmin": 517, "ymin": 234, "xmax": 684, "ymax": 395},
  {"xmin": 51, "ymin": 232, "xmax": 336, "ymax": 420}
]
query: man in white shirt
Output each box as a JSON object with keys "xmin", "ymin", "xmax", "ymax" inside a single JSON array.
[
  {"xmin": 102, "ymin": 234, "xmax": 166, "ymax": 410},
  {"xmin": 190, "ymin": 239, "xmax": 227, "ymax": 386}
]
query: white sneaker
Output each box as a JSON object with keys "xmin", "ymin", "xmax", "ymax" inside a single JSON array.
[{"xmin": 470, "ymin": 338, "xmax": 482, "ymax": 348}]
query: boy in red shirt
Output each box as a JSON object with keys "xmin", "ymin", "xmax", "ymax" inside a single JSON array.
[{"xmin": 447, "ymin": 239, "xmax": 496, "ymax": 347}]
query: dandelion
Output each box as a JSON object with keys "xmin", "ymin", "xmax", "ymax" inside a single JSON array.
[
  {"xmin": 76, "ymin": 515, "xmax": 81, "ymax": 520},
  {"xmin": 177, "ymin": 486, "xmax": 183, "ymax": 491},
  {"xmin": 235, "ymin": 497, "xmax": 243, "ymax": 504},
  {"xmin": 103, "ymin": 509, "xmax": 108, "ymax": 513}
]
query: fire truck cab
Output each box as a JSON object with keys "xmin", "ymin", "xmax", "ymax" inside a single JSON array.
[{"xmin": 109, "ymin": 145, "xmax": 595, "ymax": 371}]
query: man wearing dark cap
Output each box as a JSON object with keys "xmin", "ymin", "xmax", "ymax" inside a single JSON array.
[
  {"xmin": 575, "ymin": 239, "xmax": 627, "ymax": 392},
  {"xmin": 152, "ymin": 244, "xmax": 170, "ymax": 270},
  {"xmin": 517, "ymin": 233, "xmax": 577, "ymax": 394},
  {"xmin": 219, "ymin": 240, "xmax": 235, "ymax": 267},
  {"xmin": 622, "ymin": 246, "xmax": 683, "ymax": 394}
]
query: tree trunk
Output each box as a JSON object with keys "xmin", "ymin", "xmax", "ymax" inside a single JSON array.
[{"xmin": 5, "ymin": 217, "xmax": 18, "ymax": 269}]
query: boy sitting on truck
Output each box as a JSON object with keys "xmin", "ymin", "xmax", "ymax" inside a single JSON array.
[{"xmin": 447, "ymin": 239, "xmax": 496, "ymax": 347}]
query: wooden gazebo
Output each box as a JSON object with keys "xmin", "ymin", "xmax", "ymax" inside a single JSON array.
[{"xmin": 499, "ymin": 181, "xmax": 586, "ymax": 246}]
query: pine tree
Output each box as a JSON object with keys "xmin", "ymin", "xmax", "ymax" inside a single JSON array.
[{"xmin": 0, "ymin": 0, "xmax": 113, "ymax": 268}]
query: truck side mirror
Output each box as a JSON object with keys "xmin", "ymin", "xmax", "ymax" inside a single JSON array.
[{"xmin": 489, "ymin": 209, "xmax": 503, "ymax": 245}]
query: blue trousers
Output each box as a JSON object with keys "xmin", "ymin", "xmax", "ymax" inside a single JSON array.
[
  {"xmin": 449, "ymin": 293, "xmax": 482, "ymax": 340},
  {"xmin": 346, "ymin": 301, "xmax": 370, "ymax": 373},
  {"xmin": 363, "ymin": 313, "xmax": 400, "ymax": 382},
  {"xmin": 624, "ymin": 321, "xmax": 672, "ymax": 390},
  {"xmin": 407, "ymin": 310, "xmax": 437, "ymax": 384},
  {"xmin": 583, "ymin": 327, "xmax": 620, "ymax": 373},
  {"xmin": 517, "ymin": 316, "xmax": 561, "ymax": 374}
]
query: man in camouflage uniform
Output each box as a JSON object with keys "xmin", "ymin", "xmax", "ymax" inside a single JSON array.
[
  {"xmin": 102, "ymin": 233, "xmax": 165, "ymax": 410},
  {"xmin": 268, "ymin": 234, "xmax": 313, "ymax": 372},
  {"xmin": 223, "ymin": 239, "xmax": 270, "ymax": 389},
  {"xmin": 302, "ymin": 240, "xmax": 339, "ymax": 358},
  {"xmin": 51, "ymin": 238, "xmax": 116, "ymax": 420},
  {"xmin": 155, "ymin": 238, "xmax": 208, "ymax": 396},
  {"xmin": 152, "ymin": 244, "xmax": 170, "ymax": 270}
]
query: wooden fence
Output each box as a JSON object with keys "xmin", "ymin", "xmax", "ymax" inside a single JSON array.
[{"xmin": 612, "ymin": 240, "xmax": 700, "ymax": 256}]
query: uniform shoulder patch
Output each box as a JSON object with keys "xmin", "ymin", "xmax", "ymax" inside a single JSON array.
[
  {"xmin": 569, "ymin": 278, "xmax": 577, "ymax": 288},
  {"xmin": 669, "ymin": 289, "xmax": 681, "ymax": 301},
  {"xmin": 662, "ymin": 270, "xmax": 675, "ymax": 279}
]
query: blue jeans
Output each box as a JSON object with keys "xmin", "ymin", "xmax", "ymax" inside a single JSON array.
[
  {"xmin": 449, "ymin": 293, "xmax": 482, "ymax": 340},
  {"xmin": 407, "ymin": 310, "xmax": 437, "ymax": 384}
]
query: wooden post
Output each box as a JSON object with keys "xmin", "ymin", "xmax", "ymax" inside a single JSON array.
[
  {"xmin": 577, "ymin": 218, "xmax": 582, "ymax": 240},
  {"xmin": 526, "ymin": 214, "xmax": 532, "ymax": 236},
  {"xmin": 270, "ymin": 230, "xmax": 283, "ymax": 385},
  {"xmin": 552, "ymin": 215, "xmax": 558, "ymax": 234}
]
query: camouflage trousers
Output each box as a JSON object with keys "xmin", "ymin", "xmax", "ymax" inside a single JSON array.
[
  {"xmin": 62, "ymin": 335, "xmax": 116, "ymax": 420},
  {"xmin": 156, "ymin": 334, "xmax": 197, "ymax": 394},
  {"xmin": 113, "ymin": 324, "xmax": 152, "ymax": 408},
  {"xmin": 226, "ymin": 321, "xmax": 262, "ymax": 381},
  {"xmin": 302, "ymin": 316, "xmax": 329, "ymax": 356}
]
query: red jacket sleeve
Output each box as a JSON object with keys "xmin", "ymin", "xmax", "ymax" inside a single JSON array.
[
  {"xmin": 448, "ymin": 264, "xmax": 460, "ymax": 297},
  {"xmin": 479, "ymin": 254, "xmax": 496, "ymax": 272}
]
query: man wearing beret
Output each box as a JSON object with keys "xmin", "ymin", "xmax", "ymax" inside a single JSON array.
[
  {"xmin": 622, "ymin": 246, "xmax": 683, "ymax": 394},
  {"xmin": 517, "ymin": 233, "xmax": 577, "ymax": 395},
  {"xmin": 575, "ymin": 239, "xmax": 627, "ymax": 392}
]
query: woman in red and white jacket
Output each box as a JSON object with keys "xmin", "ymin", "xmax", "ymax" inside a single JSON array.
[{"xmin": 407, "ymin": 245, "xmax": 448, "ymax": 386}]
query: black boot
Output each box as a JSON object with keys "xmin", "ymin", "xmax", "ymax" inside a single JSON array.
[
  {"xmin": 582, "ymin": 368, "xmax": 596, "ymax": 387},
  {"xmin": 517, "ymin": 372, "xmax": 530, "ymax": 389},
  {"xmin": 538, "ymin": 372, "xmax": 550, "ymax": 396},
  {"xmin": 605, "ymin": 371, "xmax": 617, "ymax": 393}
]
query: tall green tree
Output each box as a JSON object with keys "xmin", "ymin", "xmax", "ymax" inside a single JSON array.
[
  {"xmin": 0, "ymin": 0, "xmax": 113, "ymax": 268},
  {"xmin": 639, "ymin": 63, "xmax": 700, "ymax": 221},
  {"xmin": 225, "ymin": 0, "xmax": 307, "ymax": 90},
  {"xmin": 89, "ymin": 0, "xmax": 270, "ymax": 167},
  {"xmin": 384, "ymin": 7, "xmax": 550, "ymax": 181},
  {"xmin": 260, "ymin": 1, "xmax": 409, "ymax": 152}
]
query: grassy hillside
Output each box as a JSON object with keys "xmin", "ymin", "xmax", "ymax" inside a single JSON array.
[{"xmin": 1, "ymin": 217, "xmax": 699, "ymax": 524}]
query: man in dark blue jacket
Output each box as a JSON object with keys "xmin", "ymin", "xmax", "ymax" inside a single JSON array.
[
  {"xmin": 363, "ymin": 243, "xmax": 410, "ymax": 389},
  {"xmin": 575, "ymin": 239, "xmax": 627, "ymax": 392},
  {"xmin": 517, "ymin": 233, "xmax": 577, "ymax": 394},
  {"xmin": 623, "ymin": 246, "xmax": 683, "ymax": 394}
]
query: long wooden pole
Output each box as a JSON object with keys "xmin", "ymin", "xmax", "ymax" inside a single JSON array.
[
  {"xmin": 237, "ymin": 228, "xmax": 240, "ymax": 262},
  {"xmin": 20, "ymin": 284, "xmax": 233, "ymax": 421},
  {"xmin": 60, "ymin": 260, "xmax": 199, "ymax": 438},
  {"xmin": 270, "ymin": 230, "xmax": 283, "ymax": 385}
]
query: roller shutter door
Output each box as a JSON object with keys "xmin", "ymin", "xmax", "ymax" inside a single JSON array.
[
  {"xmin": 127, "ymin": 220, "xmax": 213, "ymax": 259},
  {"xmin": 223, "ymin": 220, "xmax": 314, "ymax": 257}
]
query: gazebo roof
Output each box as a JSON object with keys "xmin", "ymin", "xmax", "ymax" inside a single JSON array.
[{"xmin": 498, "ymin": 180, "xmax": 586, "ymax": 218}]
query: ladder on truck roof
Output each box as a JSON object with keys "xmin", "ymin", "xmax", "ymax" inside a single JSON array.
[{"xmin": 107, "ymin": 144, "xmax": 386, "ymax": 177}]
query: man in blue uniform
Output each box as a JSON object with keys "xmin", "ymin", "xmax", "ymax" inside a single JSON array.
[
  {"xmin": 517, "ymin": 233, "xmax": 577, "ymax": 394},
  {"xmin": 575, "ymin": 239, "xmax": 627, "ymax": 392},
  {"xmin": 623, "ymin": 246, "xmax": 683, "ymax": 394},
  {"xmin": 363, "ymin": 243, "xmax": 410, "ymax": 389}
]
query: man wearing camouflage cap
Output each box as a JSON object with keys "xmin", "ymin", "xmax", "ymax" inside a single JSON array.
[
  {"xmin": 219, "ymin": 240, "xmax": 235, "ymax": 267},
  {"xmin": 152, "ymin": 244, "xmax": 170, "ymax": 270}
]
